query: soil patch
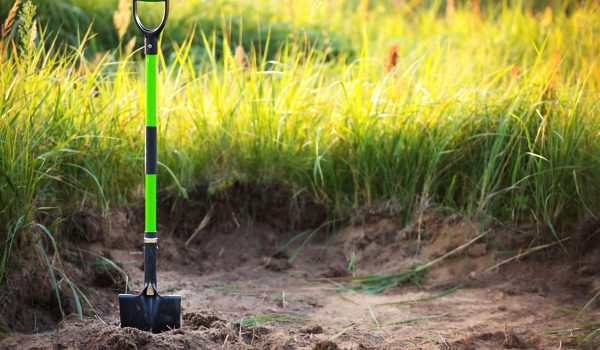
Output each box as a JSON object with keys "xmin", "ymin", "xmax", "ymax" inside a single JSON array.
[{"xmin": 1, "ymin": 190, "xmax": 599, "ymax": 349}]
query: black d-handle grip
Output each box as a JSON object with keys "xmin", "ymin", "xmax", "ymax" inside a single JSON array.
[{"xmin": 133, "ymin": 0, "xmax": 169, "ymax": 54}]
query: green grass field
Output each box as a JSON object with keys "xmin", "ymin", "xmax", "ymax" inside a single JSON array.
[{"xmin": 0, "ymin": 0, "xmax": 598, "ymax": 306}]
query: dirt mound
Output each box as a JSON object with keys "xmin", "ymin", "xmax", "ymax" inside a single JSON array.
[
  {"xmin": 2, "ymin": 196, "xmax": 599, "ymax": 349},
  {"xmin": 313, "ymin": 340, "xmax": 339, "ymax": 350},
  {"xmin": 182, "ymin": 310, "xmax": 226, "ymax": 329},
  {"xmin": 0, "ymin": 253, "xmax": 67, "ymax": 333},
  {"xmin": 451, "ymin": 328, "xmax": 539, "ymax": 350},
  {"xmin": 156, "ymin": 182, "xmax": 328, "ymax": 240},
  {"xmin": 1, "ymin": 320, "xmax": 217, "ymax": 350},
  {"xmin": 88, "ymin": 326, "xmax": 152, "ymax": 350}
]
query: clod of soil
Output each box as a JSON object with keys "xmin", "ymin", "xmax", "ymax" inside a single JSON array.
[
  {"xmin": 451, "ymin": 330, "xmax": 534, "ymax": 350},
  {"xmin": 467, "ymin": 242, "xmax": 488, "ymax": 257},
  {"xmin": 89, "ymin": 327, "xmax": 151, "ymax": 350},
  {"xmin": 63, "ymin": 211, "xmax": 105, "ymax": 243},
  {"xmin": 314, "ymin": 340, "xmax": 339, "ymax": 350},
  {"xmin": 182, "ymin": 311, "xmax": 225, "ymax": 329},
  {"xmin": 263, "ymin": 256, "xmax": 292, "ymax": 272},
  {"xmin": 301, "ymin": 325, "xmax": 324, "ymax": 334}
]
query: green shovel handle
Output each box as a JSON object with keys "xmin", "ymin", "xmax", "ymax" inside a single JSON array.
[{"xmin": 133, "ymin": 0, "xmax": 168, "ymax": 290}]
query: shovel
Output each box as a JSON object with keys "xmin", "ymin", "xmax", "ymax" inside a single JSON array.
[{"xmin": 119, "ymin": 0, "xmax": 181, "ymax": 333}]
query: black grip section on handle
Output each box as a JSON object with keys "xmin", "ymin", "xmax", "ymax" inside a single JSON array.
[
  {"xmin": 133, "ymin": 0, "xmax": 169, "ymax": 55},
  {"xmin": 144, "ymin": 36, "xmax": 159, "ymax": 55},
  {"xmin": 146, "ymin": 126, "xmax": 157, "ymax": 174},
  {"xmin": 144, "ymin": 239, "xmax": 158, "ymax": 287}
]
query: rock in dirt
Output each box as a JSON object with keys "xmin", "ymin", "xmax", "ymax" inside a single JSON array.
[
  {"xmin": 182, "ymin": 311, "xmax": 225, "ymax": 329},
  {"xmin": 428, "ymin": 222, "xmax": 475, "ymax": 258},
  {"xmin": 263, "ymin": 257, "xmax": 292, "ymax": 272},
  {"xmin": 313, "ymin": 340, "xmax": 339, "ymax": 350},
  {"xmin": 467, "ymin": 243, "xmax": 488, "ymax": 257},
  {"xmin": 301, "ymin": 325, "xmax": 324, "ymax": 334},
  {"xmin": 451, "ymin": 330, "xmax": 531, "ymax": 350},
  {"xmin": 319, "ymin": 263, "xmax": 348, "ymax": 278}
]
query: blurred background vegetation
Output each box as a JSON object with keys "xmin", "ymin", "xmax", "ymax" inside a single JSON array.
[{"xmin": 0, "ymin": 0, "xmax": 594, "ymax": 60}]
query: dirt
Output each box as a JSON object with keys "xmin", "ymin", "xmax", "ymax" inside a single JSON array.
[{"xmin": 1, "ymin": 185, "xmax": 599, "ymax": 349}]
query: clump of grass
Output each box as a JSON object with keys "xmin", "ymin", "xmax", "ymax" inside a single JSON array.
[
  {"xmin": 208, "ymin": 284, "xmax": 258, "ymax": 297},
  {"xmin": 330, "ymin": 233, "xmax": 486, "ymax": 293},
  {"xmin": 382, "ymin": 314, "xmax": 447, "ymax": 327},
  {"xmin": 335, "ymin": 267, "xmax": 425, "ymax": 294},
  {"xmin": 376, "ymin": 284, "xmax": 465, "ymax": 306},
  {"xmin": 87, "ymin": 252, "xmax": 133, "ymax": 293},
  {"xmin": 548, "ymin": 319, "xmax": 600, "ymax": 348},
  {"xmin": 579, "ymin": 321, "xmax": 600, "ymax": 349},
  {"xmin": 572, "ymin": 290, "xmax": 600, "ymax": 348},
  {"xmin": 239, "ymin": 313, "xmax": 307, "ymax": 327}
]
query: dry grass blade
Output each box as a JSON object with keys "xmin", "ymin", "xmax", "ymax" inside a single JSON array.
[
  {"xmin": 383, "ymin": 314, "xmax": 447, "ymax": 327},
  {"xmin": 185, "ymin": 210, "xmax": 212, "ymax": 246},
  {"xmin": 318, "ymin": 232, "xmax": 487, "ymax": 294},
  {"xmin": 113, "ymin": 0, "xmax": 131, "ymax": 40},
  {"xmin": 368, "ymin": 306, "xmax": 381, "ymax": 328},
  {"xmin": 375, "ymin": 283, "xmax": 464, "ymax": 306},
  {"xmin": 330, "ymin": 322, "xmax": 355, "ymax": 341},
  {"xmin": 1, "ymin": 0, "xmax": 21, "ymax": 39},
  {"xmin": 384, "ymin": 44, "xmax": 399, "ymax": 73}
]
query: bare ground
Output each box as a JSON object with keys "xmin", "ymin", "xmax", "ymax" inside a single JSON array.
[{"xmin": 1, "ymin": 185, "xmax": 599, "ymax": 349}]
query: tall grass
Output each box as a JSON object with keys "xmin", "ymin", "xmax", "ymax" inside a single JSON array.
[
  {"xmin": 0, "ymin": 0, "xmax": 598, "ymax": 288},
  {"xmin": 0, "ymin": 0, "xmax": 354, "ymax": 59}
]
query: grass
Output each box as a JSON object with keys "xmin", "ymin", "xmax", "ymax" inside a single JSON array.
[
  {"xmin": 552, "ymin": 321, "xmax": 600, "ymax": 349},
  {"xmin": 239, "ymin": 313, "xmax": 307, "ymax": 327},
  {"xmin": 208, "ymin": 284, "xmax": 258, "ymax": 296},
  {"xmin": 327, "ymin": 231, "xmax": 486, "ymax": 293},
  {"xmin": 0, "ymin": 0, "xmax": 598, "ymax": 320},
  {"xmin": 382, "ymin": 314, "xmax": 447, "ymax": 328},
  {"xmin": 0, "ymin": 0, "xmax": 353, "ymax": 59}
]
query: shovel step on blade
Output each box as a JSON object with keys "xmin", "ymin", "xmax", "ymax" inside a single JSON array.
[{"xmin": 119, "ymin": 288, "xmax": 181, "ymax": 333}]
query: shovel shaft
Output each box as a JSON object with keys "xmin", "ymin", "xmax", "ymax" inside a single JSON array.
[
  {"xmin": 145, "ymin": 54, "xmax": 158, "ymax": 289},
  {"xmin": 145, "ymin": 54, "xmax": 157, "ymax": 232}
]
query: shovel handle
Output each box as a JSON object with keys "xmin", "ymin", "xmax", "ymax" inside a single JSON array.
[
  {"xmin": 133, "ymin": 0, "xmax": 169, "ymax": 55},
  {"xmin": 133, "ymin": 0, "xmax": 168, "ymax": 293}
]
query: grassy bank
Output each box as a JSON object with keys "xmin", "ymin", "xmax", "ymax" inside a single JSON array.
[{"xmin": 1, "ymin": 0, "xmax": 599, "ymax": 287}]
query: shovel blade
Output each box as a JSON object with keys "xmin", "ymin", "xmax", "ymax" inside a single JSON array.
[{"xmin": 119, "ymin": 292, "xmax": 181, "ymax": 333}]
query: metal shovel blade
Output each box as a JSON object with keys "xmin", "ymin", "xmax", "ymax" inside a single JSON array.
[{"xmin": 119, "ymin": 287, "xmax": 181, "ymax": 333}]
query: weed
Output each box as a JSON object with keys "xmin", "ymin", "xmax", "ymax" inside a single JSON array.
[
  {"xmin": 17, "ymin": 0, "xmax": 35, "ymax": 58},
  {"xmin": 208, "ymin": 284, "xmax": 257, "ymax": 297},
  {"xmin": 239, "ymin": 313, "xmax": 307, "ymax": 327},
  {"xmin": 330, "ymin": 233, "xmax": 486, "ymax": 293}
]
